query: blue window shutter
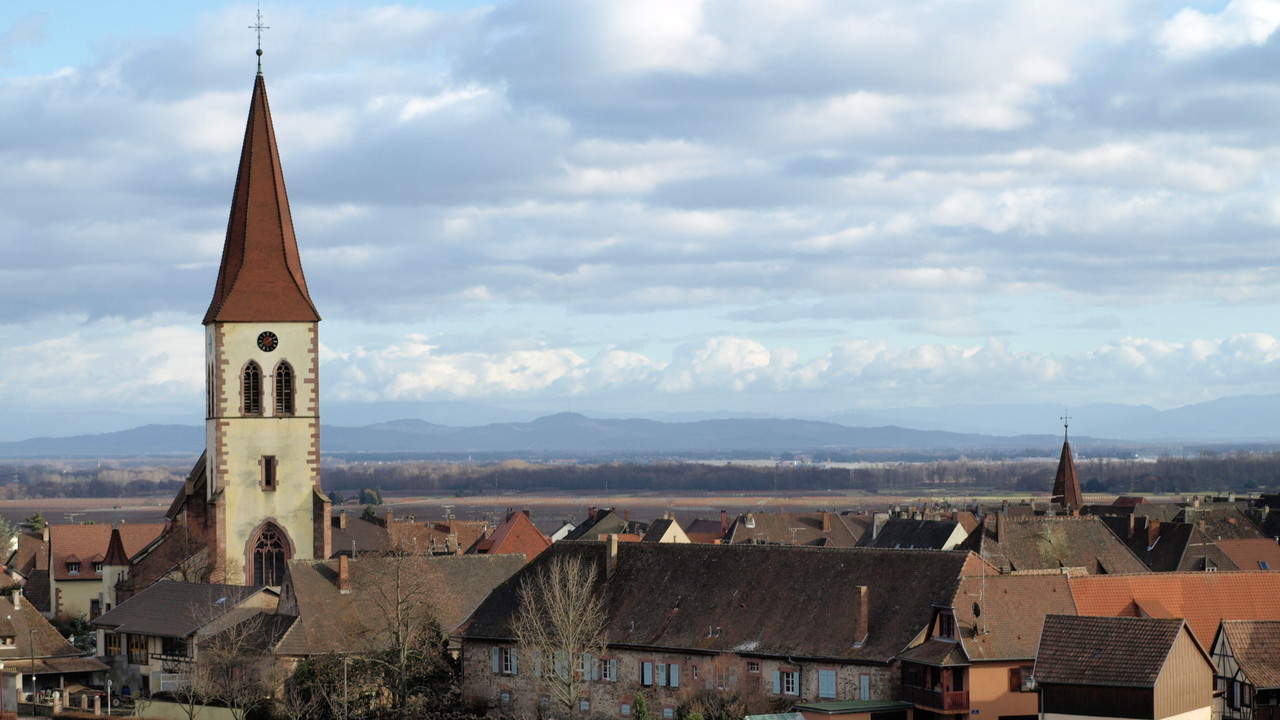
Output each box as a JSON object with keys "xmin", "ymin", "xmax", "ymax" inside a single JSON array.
[
  {"xmin": 609, "ymin": 659, "xmax": 618, "ymax": 682},
  {"xmin": 773, "ymin": 670, "xmax": 781, "ymax": 694},
  {"xmin": 534, "ymin": 652, "xmax": 542, "ymax": 677},
  {"xmin": 642, "ymin": 661, "xmax": 653, "ymax": 686},
  {"xmin": 492, "ymin": 647, "xmax": 500, "ymax": 674},
  {"xmin": 511, "ymin": 649, "xmax": 518, "ymax": 675},
  {"xmin": 819, "ymin": 670, "xmax": 835, "ymax": 698},
  {"xmin": 658, "ymin": 663, "xmax": 666, "ymax": 687},
  {"xmin": 671, "ymin": 664, "xmax": 680, "ymax": 688},
  {"xmin": 860, "ymin": 674, "xmax": 870, "ymax": 699}
]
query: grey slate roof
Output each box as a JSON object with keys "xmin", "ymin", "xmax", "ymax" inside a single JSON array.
[
  {"xmin": 858, "ymin": 518, "xmax": 960, "ymax": 550},
  {"xmin": 459, "ymin": 542, "xmax": 972, "ymax": 663},
  {"xmin": 91, "ymin": 580, "xmax": 268, "ymax": 638}
]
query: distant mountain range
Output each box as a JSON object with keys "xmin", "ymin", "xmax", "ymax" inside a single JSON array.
[{"xmin": 0, "ymin": 394, "xmax": 1277, "ymax": 459}]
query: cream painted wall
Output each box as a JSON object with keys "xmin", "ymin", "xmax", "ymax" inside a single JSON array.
[
  {"xmin": 969, "ymin": 661, "xmax": 1038, "ymax": 718},
  {"xmin": 206, "ymin": 322, "xmax": 320, "ymax": 582},
  {"xmin": 50, "ymin": 577, "xmax": 102, "ymax": 619}
]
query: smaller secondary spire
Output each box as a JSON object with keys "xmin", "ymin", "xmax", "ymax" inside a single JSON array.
[{"xmin": 250, "ymin": 5, "xmax": 270, "ymax": 74}]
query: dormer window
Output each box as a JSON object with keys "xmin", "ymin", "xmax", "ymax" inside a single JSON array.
[
  {"xmin": 0, "ymin": 636, "xmax": 14, "ymax": 648},
  {"xmin": 67, "ymin": 561, "xmax": 80, "ymax": 575},
  {"xmin": 94, "ymin": 562, "xmax": 104, "ymax": 574},
  {"xmin": 937, "ymin": 610, "xmax": 956, "ymax": 639}
]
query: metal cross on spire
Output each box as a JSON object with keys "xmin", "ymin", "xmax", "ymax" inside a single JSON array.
[
  {"xmin": 249, "ymin": 5, "xmax": 270, "ymax": 73},
  {"xmin": 1061, "ymin": 410, "xmax": 1071, "ymax": 440}
]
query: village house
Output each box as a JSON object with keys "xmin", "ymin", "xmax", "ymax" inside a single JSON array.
[
  {"xmin": 724, "ymin": 511, "xmax": 861, "ymax": 547},
  {"xmin": 458, "ymin": 541, "xmax": 982, "ymax": 717},
  {"xmin": 1211, "ymin": 619, "xmax": 1280, "ymax": 720},
  {"xmin": 0, "ymin": 591, "xmax": 107, "ymax": 701},
  {"xmin": 960, "ymin": 514, "xmax": 1151, "ymax": 574},
  {"xmin": 470, "ymin": 511, "xmax": 552, "ymax": 562},
  {"xmin": 45, "ymin": 523, "xmax": 165, "ymax": 620},
  {"xmin": 896, "ymin": 570, "xmax": 1077, "ymax": 718},
  {"xmin": 1034, "ymin": 614, "xmax": 1214, "ymax": 720},
  {"xmin": 90, "ymin": 580, "xmax": 278, "ymax": 696},
  {"xmin": 1097, "ymin": 515, "xmax": 1239, "ymax": 572}
]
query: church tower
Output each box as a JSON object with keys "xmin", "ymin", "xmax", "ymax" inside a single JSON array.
[
  {"xmin": 197, "ymin": 62, "xmax": 330, "ymax": 584},
  {"xmin": 1050, "ymin": 416, "xmax": 1084, "ymax": 511}
]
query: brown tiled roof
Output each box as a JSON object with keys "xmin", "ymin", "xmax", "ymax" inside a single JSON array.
[
  {"xmin": 1213, "ymin": 539, "xmax": 1280, "ymax": 571},
  {"xmin": 952, "ymin": 572, "xmax": 1077, "ymax": 661},
  {"xmin": 50, "ymin": 523, "xmax": 166, "ymax": 581},
  {"xmin": 726, "ymin": 512, "xmax": 859, "ymax": 547},
  {"xmin": 330, "ymin": 513, "xmax": 390, "ymax": 556},
  {"xmin": 967, "ymin": 516, "xmax": 1149, "ymax": 575},
  {"xmin": 0, "ymin": 594, "xmax": 85, "ymax": 662},
  {"xmin": 23, "ymin": 571, "xmax": 49, "ymax": 613},
  {"xmin": 1069, "ymin": 572, "xmax": 1280, "ymax": 646},
  {"xmin": 91, "ymin": 581, "xmax": 270, "ymax": 638},
  {"xmin": 275, "ymin": 554, "xmax": 525, "ymax": 656},
  {"xmin": 203, "ymin": 73, "xmax": 319, "ymax": 324},
  {"xmin": 1035, "ymin": 614, "xmax": 1187, "ymax": 688},
  {"xmin": 470, "ymin": 511, "xmax": 549, "ymax": 562},
  {"xmin": 1177, "ymin": 506, "xmax": 1265, "ymax": 540},
  {"xmin": 460, "ymin": 543, "xmax": 972, "ymax": 663},
  {"xmin": 391, "ymin": 519, "xmax": 489, "ymax": 555},
  {"xmin": 1218, "ymin": 620, "xmax": 1280, "ymax": 689},
  {"xmin": 8, "ymin": 532, "xmax": 47, "ymax": 574}
]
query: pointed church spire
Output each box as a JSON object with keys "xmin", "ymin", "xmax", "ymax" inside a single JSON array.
[
  {"xmin": 203, "ymin": 68, "xmax": 319, "ymax": 325},
  {"xmin": 103, "ymin": 525, "xmax": 130, "ymax": 566},
  {"xmin": 1051, "ymin": 412, "xmax": 1084, "ymax": 510}
]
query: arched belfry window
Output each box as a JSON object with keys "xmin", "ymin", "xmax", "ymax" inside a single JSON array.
[
  {"xmin": 274, "ymin": 362, "xmax": 294, "ymax": 416},
  {"xmin": 250, "ymin": 522, "xmax": 290, "ymax": 586},
  {"xmin": 242, "ymin": 362, "xmax": 262, "ymax": 415}
]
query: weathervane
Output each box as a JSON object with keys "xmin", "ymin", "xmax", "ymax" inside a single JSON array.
[
  {"xmin": 249, "ymin": 4, "xmax": 270, "ymax": 73},
  {"xmin": 1061, "ymin": 409, "xmax": 1071, "ymax": 440}
]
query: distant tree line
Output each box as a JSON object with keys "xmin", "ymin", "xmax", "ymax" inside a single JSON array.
[
  {"xmin": 2, "ymin": 450, "xmax": 1278, "ymax": 501},
  {"xmin": 320, "ymin": 452, "xmax": 1280, "ymax": 498},
  {"xmin": 0, "ymin": 463, "xmax": 184, "ymax": 499}
]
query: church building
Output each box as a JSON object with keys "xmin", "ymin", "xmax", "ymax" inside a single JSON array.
[{"xmin": 122, "ymin": 59, "xmax": 331, "ymax": 592}]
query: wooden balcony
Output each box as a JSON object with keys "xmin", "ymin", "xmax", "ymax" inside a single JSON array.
[{"xmin": 902, "ymin": 684, "xmax": 970, "ymax": 713}]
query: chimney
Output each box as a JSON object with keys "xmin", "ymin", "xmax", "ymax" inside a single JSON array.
[
  {"xmin": 588, "ymin": 506, "xmax": 598, "ymax": 522},
  {"xmin": 624, "ymin": 509, "xmax": 631, "ymax": 523},
  {"xmin": 338, "ymin": 554, "xmax": 351, "ymax": 594},
  {"xmin": 1147, "ymin": 519, "xmax": 1161, "ymax": 548},
  {"xmin": 606, "ymin": 534, "xmax": 619, "ymax": 579},
  {"xmin": 995, "ymin": 508, "xmax": 1004, "ymax": 544},
  {"xmin": 338, "ymin": 509, "xmax": 347, "ymax": 529},
  {"xmin": 720, "ymin": 510, "xmax": 728, "ymax": 535},
  {"xmin": 853, "ymin": 585, "xmax": 869, "ymax": 647},
  {"xmin": 1127, "ymin": 513, "xmax": 1135, "ymax": 539},
  {"xmin": 822, "ymin": 511, "xmax": 831, "ymax": 533},
  {"xmin": 13, "ymin": 588, "xmax": 21, "ymax": 610},
  {"xmin": 384, "ymin": 508, "xmax": 394, "ymax": 526}
]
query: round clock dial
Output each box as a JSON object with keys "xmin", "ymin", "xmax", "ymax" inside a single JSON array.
[{"xmin": 257, "ymin": 331, "xmax": 279, "ymax": 352}]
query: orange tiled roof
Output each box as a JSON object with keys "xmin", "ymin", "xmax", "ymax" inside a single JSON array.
[
  {"xmin": 1214, "ymin": 538, "xmax": 1280, "ymax": 571},
  {"xmin": 1069, "ymin": 571, "xmax": 1280, "ymax": 646},
  {"xmin": 470, "ymin": 511, "xmax": 549, "ymax": 563},
  {"xmin": 203, "ymin": 73, "xmax": 319, "ymax": 324},
  {"xmin": 49, "ymin": 524, "xmax": 166, "ymax": 581}
]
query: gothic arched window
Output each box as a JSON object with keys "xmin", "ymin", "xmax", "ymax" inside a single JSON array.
[
  {"xmin": 242, "ymin": 362, "xmax": 262, "ymax": 415},
  {"xmin": 274, "ymin": 362, "xmax": 294, "ymax": 416},
  {"xmin": 251, "ymin": 523, "xmax": 289, "ymax": 586}
]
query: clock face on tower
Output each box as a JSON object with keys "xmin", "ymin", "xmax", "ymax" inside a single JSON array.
[{"xmin": 257, "ymin": 331, "xmax": 279, "ymax": 352}]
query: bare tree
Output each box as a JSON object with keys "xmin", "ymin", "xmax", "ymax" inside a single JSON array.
[{"xmin": 511, "ymin": 553, "xmax": 608, "ymax": 717}]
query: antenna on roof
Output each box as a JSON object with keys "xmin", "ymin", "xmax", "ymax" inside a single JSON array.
[{"xmin": 249, "ymin": 4, "xmax": 270, "ymax": 74}]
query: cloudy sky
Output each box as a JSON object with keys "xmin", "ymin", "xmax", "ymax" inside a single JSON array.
[{"xmin": 3, "ymin": 0, "xmax": 1280, "ymax": 439}]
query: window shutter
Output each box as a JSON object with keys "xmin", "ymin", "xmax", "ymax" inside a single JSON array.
[
  {"xmin": 1009, "ymin": 667, "xmax": 1021, "ymax": 692},
  {"xmin": 609, "ymin": 659, "xmax": 618, "ymax": 682},
  {"xmin": 534, "ymin": 652, "xmax": 542, "ymax": 677},
  {"xmin": 491, "ymin": 647, "xmax": 500, "ymax": 674},
  {"xmin": 773, "ymin": 670, "xmax": 781, "ymax": 694},
  {"xmin": 819, "ymin": 669, "xmax": 835, "ymax": 698},
  {"xmin": 511, "ymin": 649, "xmax": 518, "ymax": 675},
  {"xmin": 860, "ymin": 674, "xmax": 870, "ymax": 699},
  {"xmin": 670, "ymin": 664, "xmax": 680, "ymax": 688},
  {"xmin": 658, "ymin": 663, "xmax": 667, "ymax": 687},
  {"xmin": 642, "ymin": 661, "xmax": 653, "ymax": 686}
]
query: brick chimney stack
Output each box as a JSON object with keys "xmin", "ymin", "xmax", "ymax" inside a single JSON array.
[
  {"xmin": 853, "ymin": 585, "xmax": 869, "ymax": 647},
  {"xmin": 338, "ymin": 509, "xmax": 347, "ymax": 529},
  {"xmin": 822, "ymin": 511, "xmax": 831, "ymax": 533},
  {"xmin": 606, "ymin": 534, "xmax": 619, "ymax": 579},
  {"xmin": 1147, "ymin": 519, "xmax": 1161, "ymax": 548},
  {"xmin": 338, "ymin": 554, "xmax": 351, "ymax": 594},
  {"xmin": 720, "ymin": 510, "xmax": 728, "ymax": 535}
]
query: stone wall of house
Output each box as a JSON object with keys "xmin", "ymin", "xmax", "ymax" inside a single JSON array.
[{"xmin": 461, "ymin": 640, "xmax": 895, "ymax": 718}]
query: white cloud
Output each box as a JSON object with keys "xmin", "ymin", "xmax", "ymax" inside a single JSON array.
[{"xmin": 1158, "ymin": 0, "xmax": 1280, "ymax": 59}]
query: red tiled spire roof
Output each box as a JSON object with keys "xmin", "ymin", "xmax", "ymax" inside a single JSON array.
[
  {"xmin": 1052, "ymin": 438, "xmax": 1084, "ymax": 509},
  {"xmin": 203, "ymin": 72, "xmax": 319, "ymax": 324}
]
